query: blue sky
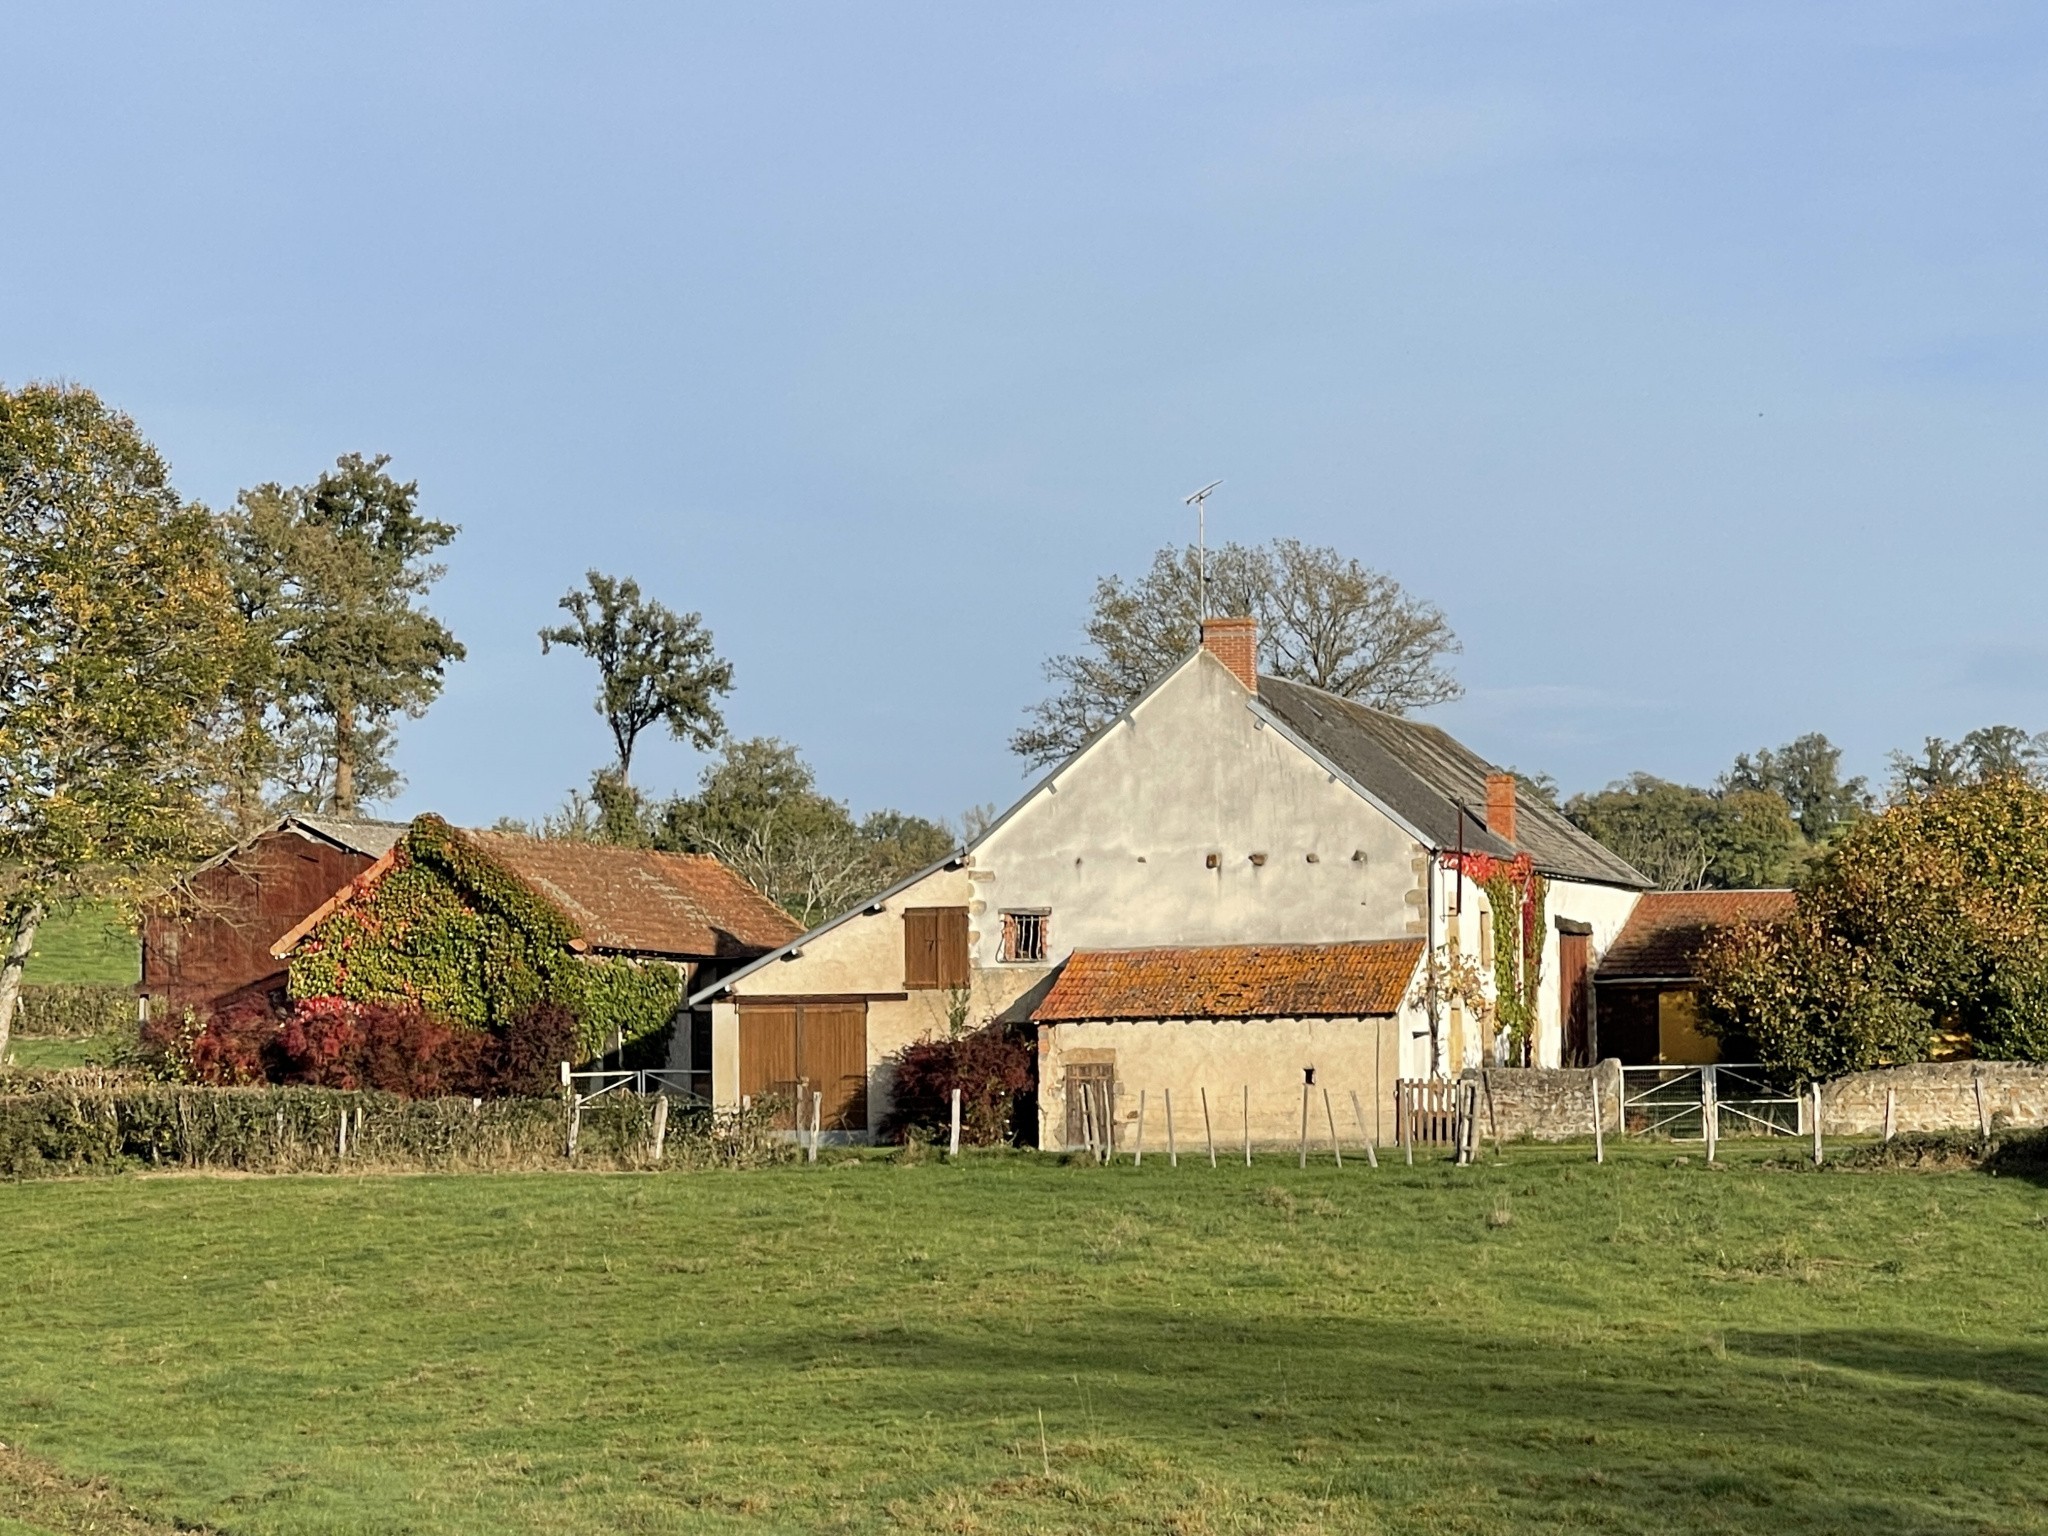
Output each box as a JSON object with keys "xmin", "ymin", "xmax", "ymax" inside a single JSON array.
[{"xmin": 5, "ymin": 3, "xmax": 2045, "ymax": 826}]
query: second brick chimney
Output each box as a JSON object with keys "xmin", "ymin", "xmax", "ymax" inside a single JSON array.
[
  {"xmin": 1200, "ymin": 615, "xmax": 1258, "ymax": 691},
  {"xmin": 1484, "ymin": 772, "xmax": 1518, "ymax": 845}
]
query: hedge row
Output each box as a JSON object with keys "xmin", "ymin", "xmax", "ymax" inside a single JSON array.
[
  {"xmin": 13, "ymin": 985, "xmax": 134, "ymax": 1039},
  {"xmin": 0, "ymin": 1079, "xmax": 792, "ymax": 1180}
]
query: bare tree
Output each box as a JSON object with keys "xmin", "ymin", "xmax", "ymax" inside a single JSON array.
[{"xmin": 1013, "ymin": 540, "xmax": 1460, "ymax": 767}]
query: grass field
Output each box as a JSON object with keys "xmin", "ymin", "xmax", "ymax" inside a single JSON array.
[
  {"xmin": 1, "ymin": 1143, "xmax": 2045, "ymax": 1535},
  {"xmin": 22, "ymin": 904, "xmax": 139, "ymax": 986}
]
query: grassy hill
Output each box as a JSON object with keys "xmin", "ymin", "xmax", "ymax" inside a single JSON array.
[
  {"xmin": 21, "ymin": 905, "xmax": 139, "ymax": 986},
  {"xmin": 0, "ymin": 1143, "xmax": 2043, "ymax": 1534}
]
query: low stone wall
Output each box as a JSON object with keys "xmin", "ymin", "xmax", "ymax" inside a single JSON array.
[
  {"xmin": 1821, "ymin": 1061, "xmax": 2048, "ymax": 1136},
  {"xmin": 1467, "ymin": 1060, "xmax": 1622, "ymax": 1142}
]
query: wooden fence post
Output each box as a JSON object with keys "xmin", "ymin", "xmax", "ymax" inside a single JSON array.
[
  {"xmin": 1201, "ymin": 1086, "xmax": 1216, "ymax": 1168},
  {"xmin": 1480, "ymin": 1068, "xmax": 1501, "ymax": 1158},
  {"xmin": 1884, "ymin": 1085, "xmax": 1897, "ymax": 1143},
  {"xmin": 1322, "ymin": 1088, "xmax": 1342, "ymax": 1169},
  {"xmin": 1165, "ymin": 1088, "xmax": 1178, "ymax": 1167},
  {"xmin": 1810, "ymin": 1081, "xmax": 1824, "ymax": 1166},
  {"xmin": 1590, "ymin": 1075, "xmax": 1605, "ymax": 1165},
  {"xmin": 949, "ymin": 1088, "xmax": 962, "ymax": 1159},
  {"xmin": 1133, "ymin": 1090, "xmax": 1147, "ymax": 1166},
  {"xmin": 1975, "ymin": 1070, "xmax": 1991, "ymax": 1138},
  {"xmin": 1403, "ymin": 1084, "xmax": 1415, "ymax": 1165},
  {"xmin": 1350, "ymin": 1090, "xmax": 1378, "ymax": 1169},
  {"xmin": 651, "ymin": 1093, "xmax": 670, "ymax": 1163},
  {"xmin": 1298, "ymin": 1083, "xmax": 1310, "ymax": 1169},
  {"xmin": 809, "ymin": 1092, "xmax": 822, "ymax": 1164},
  {"xmin": 1243, "ymin": 1084, "xmax": 1251, "ymax": 1166},
  {"xmin": 1702, "ymin": 1065, "xmax": 1718, "ymax": 1163}
]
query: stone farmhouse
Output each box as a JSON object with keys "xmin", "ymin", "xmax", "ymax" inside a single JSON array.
[{"xmin": 684, "ymin": 617, "xmax": 1655, "ymax": 1148}]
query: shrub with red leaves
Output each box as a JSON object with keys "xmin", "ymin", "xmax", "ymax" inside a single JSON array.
[
  {"xmin": 174, "ymin": 994, "xmax": 584, "ymax": 1099},
  {"xmin": 880, "ymin": 1024, "xmax": 1036, "ymax": 1146}
]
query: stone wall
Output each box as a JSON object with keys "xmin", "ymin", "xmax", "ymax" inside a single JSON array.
[
  {"xmin": 1820, "ymin": 1061, "xmax": 2048, "ymax": 1136},
  {"xmin": 1467, "ymin": 1060, "xmax": 1623, "ymax": 1142}
]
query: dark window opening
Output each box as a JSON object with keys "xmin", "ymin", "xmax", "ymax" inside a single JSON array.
[{"xmin": 1001, "ymin": 910, "xmax": 1049, "ymax": 963}]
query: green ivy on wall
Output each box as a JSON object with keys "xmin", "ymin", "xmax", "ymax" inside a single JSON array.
[{"xmin": 286, "ymin": 815, "xmax": 684, "ymax": 1059}]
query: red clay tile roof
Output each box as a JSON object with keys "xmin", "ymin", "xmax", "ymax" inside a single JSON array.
[
  {"xmin": 1032, "ymin": 939, "xmax": 1424, "ymax": 1022},
  {"xmin": 1596, "ymin": 890, "xmax": 1796, "ymax": 983},
  {"xmin": 462, "ymin": 832, "xmax": 803, "ymax": 959}
]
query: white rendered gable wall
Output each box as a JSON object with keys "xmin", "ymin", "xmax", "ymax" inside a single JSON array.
[{"xmin": 969, "ymin": 651, "xmax": 1428, "ymax": 962}]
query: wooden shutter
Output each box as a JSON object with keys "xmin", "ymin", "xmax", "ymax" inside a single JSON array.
[
  {"xmin": 937, "ymin": 906, "xmax": 970, "ymax": 987},
  {"xmin": 904, "ymin": 909, "xmax": 940, "ymax": 989}
]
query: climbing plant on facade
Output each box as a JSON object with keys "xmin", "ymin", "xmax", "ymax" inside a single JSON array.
[
  {"xmin": 287, "ymin": 815, "xmax": 683, "ymax": 1057},
  {"xmin": 1452, "ymin": 852, "xmax": 1548, "ymax": 1066}
]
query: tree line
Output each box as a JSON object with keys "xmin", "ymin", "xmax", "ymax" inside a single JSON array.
[{"xmin": 1557, "ymin": 727, "xmax": 2048, "ymax": 891}]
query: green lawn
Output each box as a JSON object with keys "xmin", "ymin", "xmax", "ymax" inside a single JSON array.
[
  {"xmin": 2, "ymin": 1037, "xmax": 97, "ymax": 1070},
  {"xmin": 1, "ymin": 1144, "xmax": 2045, "ymax": 1534},
  {"xmin": 22, "ymin": 904, "xmax": 139, "ymax": 986}
]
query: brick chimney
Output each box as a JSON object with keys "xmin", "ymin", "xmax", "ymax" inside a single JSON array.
[
  {"xmin": 1484, "ymin": 773, "xmax": 1518, "ymax": 844},
  {"xmin": 1200, "ymin": 615, "xmax": 1258, "ymax": 691}
]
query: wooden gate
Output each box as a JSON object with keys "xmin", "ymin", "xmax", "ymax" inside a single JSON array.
[
  {"xmin": 1396, "ymin": 1079, "xmax": 1461, "ymax": 1147},
  {"xmin": 738, "ymin": 1001, "xmax": 869, "ymax": 1131}
]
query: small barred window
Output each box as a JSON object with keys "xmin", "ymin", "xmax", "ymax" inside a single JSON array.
[{"xmin": 1001, "ymin": 910, "xmax": 1050, "ymax": 963}]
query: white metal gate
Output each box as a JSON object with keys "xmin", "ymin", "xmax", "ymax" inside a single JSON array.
[{"xmin": 1619, "ymin": 1064, "xmax": 1800, "ymax": 1139}]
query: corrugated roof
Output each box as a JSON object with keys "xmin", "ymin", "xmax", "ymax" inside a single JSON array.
[
  {"xmin": 461, "ymin": 831, "xmax": 803, "ymax": 959},
  {"xmin": 290, "ymin": 815, "xmax": 408, "ymax": 858},
  {"xmin": 1032, "ymin": 938, "xmax": 1424, "ymax": 1022},
  {"xmin": 1596, "ymin": 889, "xmax": 1796, "ymax": 982},
  {"xmin": 1255, "ymin": 676, "xmax": 1649, "ymax": 889}
]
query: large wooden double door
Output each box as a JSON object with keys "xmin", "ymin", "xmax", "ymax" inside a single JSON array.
[{"xmin": 738, "ymin": 1001, "xmax": 869, "ymax": 1132}]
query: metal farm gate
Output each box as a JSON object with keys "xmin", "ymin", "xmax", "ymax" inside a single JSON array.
[{"xmin": 1619, "ymin": 1064, "xmax": 1800, "ymax": 1140}]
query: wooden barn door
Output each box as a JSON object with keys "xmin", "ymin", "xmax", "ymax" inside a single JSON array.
[
  {"xmin": 738, "ymin": 1005, "xmax": 799, "ymax": 1115},
  {"xmin": 797, "ymin": 1004, "xmax": 869, "ymax": 1132},
  {"xmin": 1559, "ymin": 931, "xmax": 1591, "ymax": 1067},
  {"xmin": 737, "ymin": 1002, "xmax": 868, "ymax": 1133}
]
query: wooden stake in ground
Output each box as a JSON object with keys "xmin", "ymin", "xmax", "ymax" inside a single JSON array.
[
  {"xmin": 1133, "ymin": 1089, "xmax": 1147, "ymax": 1166},
  {"xmin": 1884, "ymin": 1085, "xmax": 1897, "ymax": 1143},
  {"xmin": 1975, "ymin": 1071, "xmax": 1991, "ymax": 1138},
  {"xmin": 1403, "ymin": 1085, "xmax": 1415, "ymax": 1166},
  {"xmin": 809, "ymin": 1091, "xmax": 822, "ymax": 1164},
  {"xmin": 1480, "ymin": 1068, "xmax": 1501, "ymax": 1158},
  {"xmin": 1590, "ymin": 1075, "xmax": 1605, "ymax": 1165},
  {"xmin": 651, "ymin": 1093, "xmax": 670, "ymax": 1164},
  {"xmin": 1039, "ymin": 1408, "xmax": 1050, "ymax": 1478},
  {"xmin": 1810, "ymin": 1081, "xmax": 1824, "ymax": 1166},
  {"xmin": 1350, "ymin": 1089, "xmax": 1378, "ymax": 1169},
  {"xmin": 1165, "ymin": 1088, "xmax": 1178, "ymax": 1167},
  {"xmin": 1243, "ymin": 1084, "xmax": 1252, "ymax": 1166},
  {"xmin": 566, "ymin": 1100, "xmax": 581, "ymax": 1159},
  {"xmin": 1702, "ymin": 1064, "xmax": 1718, "ymax": 1164},
  {"xmin": 1298, "ymin": 1083, "xmax": 1310, "ymax": 1169},
  {"xmin": 1322, "ymin": 1088, "xmax": 1342, "ymax": 1169},
  {"xmin": 949, "ymin": 1088, "xmax": 962, "ymax": 1159},
  {"xmin": 1201, "ymin": 1086, "xmax": 1216, "ymax": 1168}
]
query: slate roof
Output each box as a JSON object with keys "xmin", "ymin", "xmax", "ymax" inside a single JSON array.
[
  {"xmin": 1031, "ymin": 938, "xmax": 1424, "ymax": 1022},
  {"xmin": 1596, "ymin": 890, "xmax": 1796, "ymax": 983},
  {"xmin": 461, "ymin": 831, "xmax": 803, "ymax": 960},
  {"xmin": 1254, "ymin": 676, "xmax": 1649, "ymax": 889}
]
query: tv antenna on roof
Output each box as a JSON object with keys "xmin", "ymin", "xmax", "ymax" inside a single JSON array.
[{"xmin": 1184, "ymin": 479, "xmax": 1223, "ymax": 617}]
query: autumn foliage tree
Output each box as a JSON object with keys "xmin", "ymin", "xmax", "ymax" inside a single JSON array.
[
  {"xmin": 0, "ymin": 383, "xmax": 245, "ymax": 1061},
  {"xmin": 1697, "ymin": 775, "xmax": 2048, "ymax": 1079}
]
